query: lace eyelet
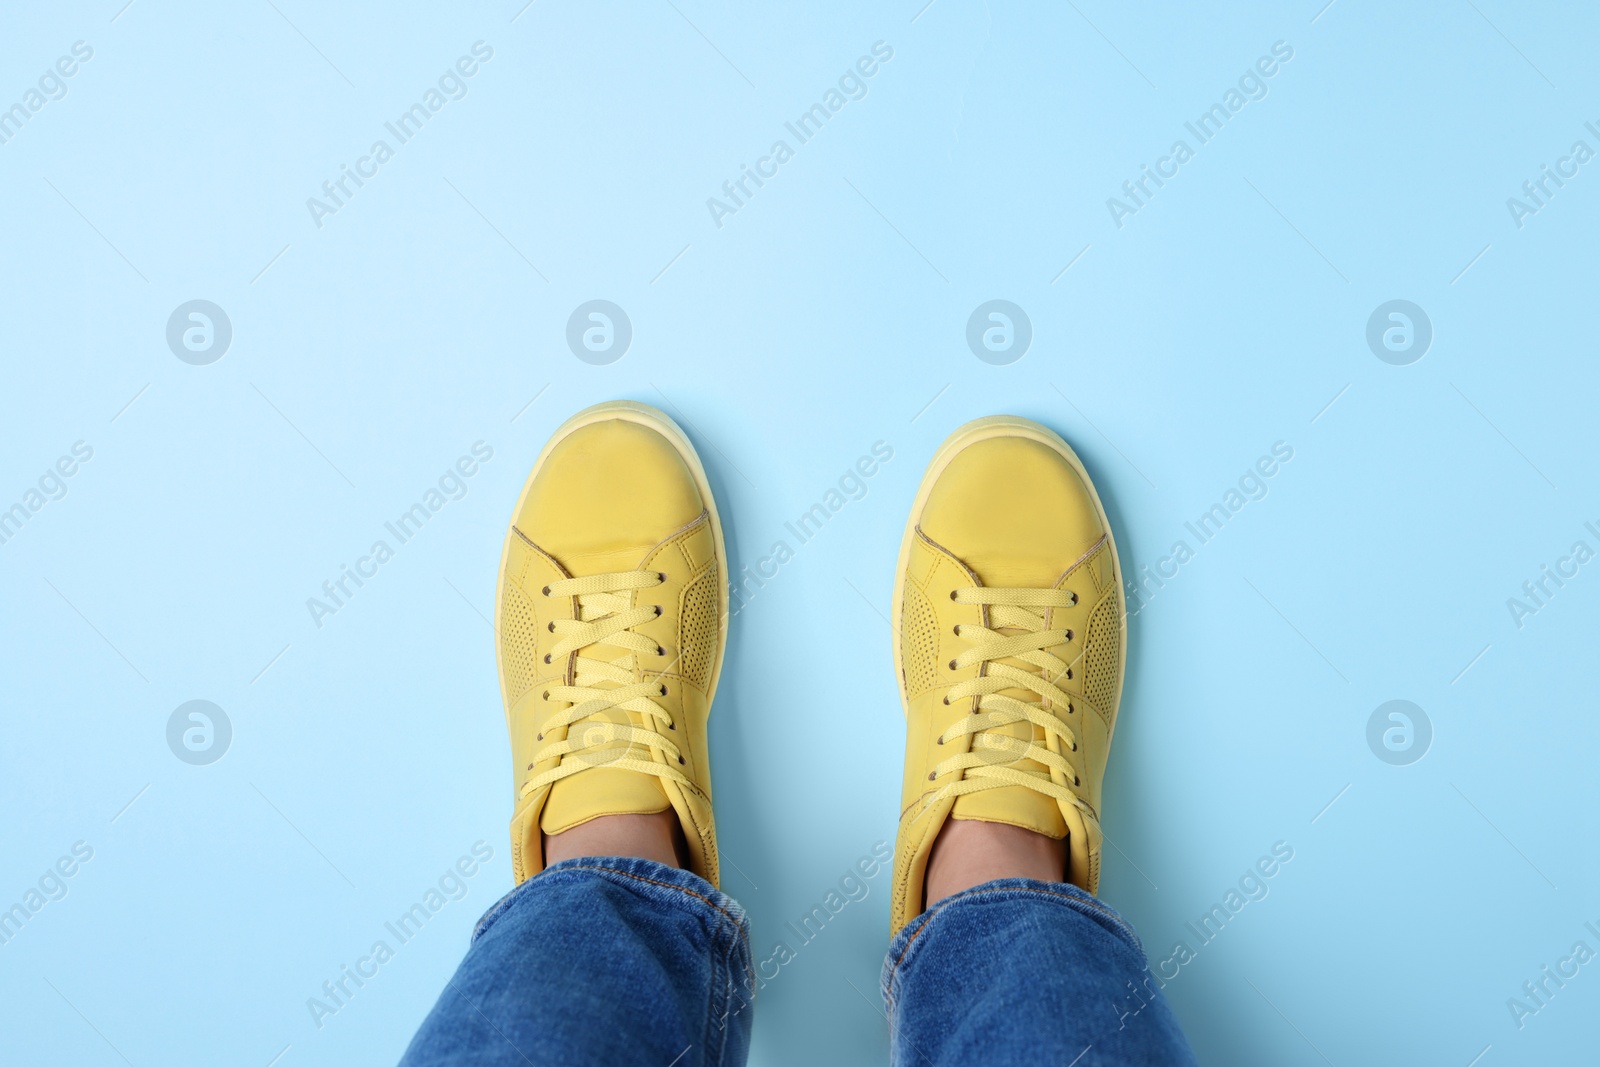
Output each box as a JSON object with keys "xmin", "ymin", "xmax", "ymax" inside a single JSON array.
[
  {"xmin": 936, "ymin": 735, "xmax": 944, "ymax": 744},
  {"xmin": 541, "ymin": 585, "xmax": 551, "ymax": 597},
  {"xmin": 657, "ymin": 572, "xmax": 668, "ymax": 583},
  {"xmin": 677, "ymin": 756, "xmax": 686, "ymax": 765},
  {"xmin": 951, "ymin": 625, "xmax": 960, "ymax": 636},
  {"xmin": 668, "ymin": 722, "xmax": 676, "ymax": 730},
  {"xmin": 1073, "ymin": 776, "xmax": 1081, "ymax": 786},
  {"xmin": 656, "ymin": 646, "xmax": 666, "ymax": 657},
  {"xmin": 536, "ymin": 733, "xmax": 543, "ymax": 741},
  {"xmin": 1069, "ymin": 592, "xmax": 1079, "ymax": 605},
  {"xmin": 1071, "ymin": 742, "xmax": 1078, "ymax": 752},
  {"xmin": 949, "ymin": 590, "xmax": 958, "ymax": 601},
  {"xmin": 1065, "ymin": 669, "xmax": 1073, "ymax": 680},
  {"xmin": 1067, "ymin": 703, "xmax": 1074, "ymax": 714},
  {"xmin": 927, "ymin": 771, "xmax": 936, "ymax": 780},
  {"xmin": 941, "ymin": 696, "xmax": 950, "ymax": 705},
  {"xmin": 542, "ymin": 691, "xmax": 549, "ymax": 700},
  {"xmin": 659, "ymin": 684, "xmax": 668, "ymax": 696},
  {"xmin": 526, "ymin": 762, "xmax": 533, "ymax": 770},
  {"xmin": 947, "ymin": 659, "xmax": 957, "ymax": 670},
  {"xmin": 543, "ymin": 653, "xmax": 552, "ymax": 664},
  {"xmin": 1064, "ymin": 629, "xmax": 1074, "ymax": 641},
  {"xmin": 654, "ymin": 606, "xmax": 663, "ymax": 616},
  {"xmin": 546, "ymin": 622, "xmax": 555, "ymax": 632}
]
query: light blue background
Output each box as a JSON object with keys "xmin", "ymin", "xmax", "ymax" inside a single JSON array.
[{"xmin": 3, "ymin": 1, "xmax": 1597, "ymax": 1064}]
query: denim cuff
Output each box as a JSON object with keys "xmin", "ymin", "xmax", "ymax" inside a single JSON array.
[
  {"xmin": 883, "ymin": 877, "xmax": 1143, "ymax": 1000},
  {"xmin": 471, "ymin": 855, "xmax": 748, "ymax": 943}
]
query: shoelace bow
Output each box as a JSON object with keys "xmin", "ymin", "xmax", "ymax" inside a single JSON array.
[
  {"xmin": 929, "ymin": 585, "xmax": 1094, "ymax": 814},
  {"xmin": 519, "ymin": 570, "xmax": 693, "ymax": 799}
]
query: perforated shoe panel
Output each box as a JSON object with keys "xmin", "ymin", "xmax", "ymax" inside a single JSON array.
[
  {"xmin": 901, "ymin": 580, "xmax": 940, "ymax": 697},
  {"xmin": 501, "ymin": 577, "xmax": 540, "ymax": 704},
  {"xmin": 676, "ymin": 565, "xmax": 718, "ymax": 691},
  {"xmin": 1082, "ymin": 591, "xmax": 1121, "ymax": 722}
]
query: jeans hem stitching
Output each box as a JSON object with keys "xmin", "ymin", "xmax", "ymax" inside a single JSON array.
[{"xmin": 885, "ymin": 884, "xmax": 1140, "ymax": 1014}]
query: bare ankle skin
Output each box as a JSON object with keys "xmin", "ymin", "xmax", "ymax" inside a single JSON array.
[
  {"xmin": 544, "ymin": 810, "xmax": 685, "ymax": 869},
  {"xmin": 924, "ymin": 818, "xmax": 1067, "ymax": 908}
]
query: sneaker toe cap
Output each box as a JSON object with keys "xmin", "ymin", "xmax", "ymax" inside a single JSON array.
[
  {"xmin": 519, "ymin": 418, "xmax": 704, "ymax": 571},
  {"xmin": 919, "ymin": 435, "xmax": 1104, "ymax": 588}
]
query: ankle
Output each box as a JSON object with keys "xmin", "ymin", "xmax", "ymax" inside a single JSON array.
[
  {"xmin": 924, "ymin": 818, "xmax": 1066, "ymax": 907},
  {"xmin": 543, "ymin": 810, "xmax": 684, "ymax": 869}
]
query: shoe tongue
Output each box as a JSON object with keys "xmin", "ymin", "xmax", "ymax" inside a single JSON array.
[
  {"xmin": 539, "ymin": 585, "xmax": 673, "ymax": 836},
  {"xmin": 951, "ymin": 789, "xmax": 1067, "ymax": 837},
  {"xmin": 540, "ymin": 698, "xmax": 674, "ymax": 833},
  {"xmin": 555, "ymin": 546, "xmax": 652, "ymax": 577},
  {"xmin": 950, "ymin": 600, "xmax": 1070, "ymax": 839},
  {"xmin": 541, "ymin": 768, "xmax": 671, "ymax": 834},
  {"xmin": 954, "ymin": 531, "xmax": 1075, "ymax": 590}
]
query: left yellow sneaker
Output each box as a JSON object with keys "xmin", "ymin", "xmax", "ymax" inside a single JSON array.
[
  {"xmin": 495, "ymin": 400, "xmax": 728, "ymax": 887},
  {"xmin": 888, "ymin": 416, "xmax": 1127, "ymax": 935}
]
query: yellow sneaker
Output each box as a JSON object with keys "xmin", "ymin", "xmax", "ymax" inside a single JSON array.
[
  {"xmin": 889, "ymin": 416, "xmax": 1126, "ymax": 934},
  {"xmin": 495, "ymin": 400, "xmax": 728, "ymax": 886}
]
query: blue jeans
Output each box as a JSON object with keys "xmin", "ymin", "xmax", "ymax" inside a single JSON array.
[{"xmin": 399, "ymin": 857, "xmax": 1195, "ymax": 1066}]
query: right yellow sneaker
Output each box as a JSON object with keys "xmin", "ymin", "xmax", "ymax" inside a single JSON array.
[
  {"xmin": 888, "ymin": 416, "xmax": 1127, "ymax": 935},
  {"xmin": 494, "ymin": 400, "xmax": 728, "ymax": 889}
]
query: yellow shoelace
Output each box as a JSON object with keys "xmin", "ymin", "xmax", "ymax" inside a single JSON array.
[
  {"xmin": 928, "ymin": 585, "xmax": 1093, "ymax": 814},
  {"xmin": 519, "ymin": 570, "xmax": 694, "ymax": 799}
]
